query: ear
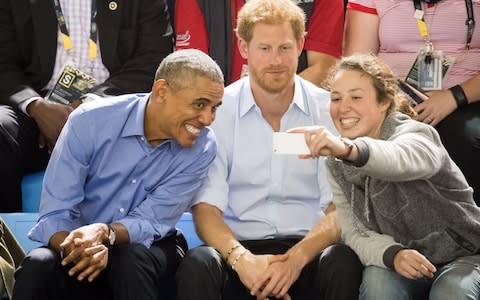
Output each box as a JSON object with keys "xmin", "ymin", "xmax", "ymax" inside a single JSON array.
[
  {"xmin": 296, "ymin": 36, "xmax": 305, "ymax": 58},
  {"xmin": 238, "ymin": 37, "xmax": 249, "ymax": 60},
  {"xmin": 380, "ymin": 99, "xmax": 391, "ymax": 114},
  {"xmin": 152, "ymin": 79, "xmax": 168, "ymax": 103}
]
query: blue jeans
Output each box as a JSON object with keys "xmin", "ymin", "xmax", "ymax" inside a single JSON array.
[{"xmin": 360, "ymin": 255, "xmax": 480, "ymax": 300}]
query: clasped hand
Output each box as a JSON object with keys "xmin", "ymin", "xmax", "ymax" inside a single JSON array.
[
  {"xmin": 60, "ymin": 223, "xmax": 109, "ymax": 282},
  {"xmin": 235, "ymin": 252, "xmax": 304, "ymax": 300}
]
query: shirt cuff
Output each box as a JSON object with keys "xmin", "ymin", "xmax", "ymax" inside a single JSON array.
[
  {"xmin": 383, "ymin": 245, "xmax": 405, "ymax": 270},
  {"xmin": 19, "ymin": 97, "xmax": 43, "ymax": 116},
  {"xmin": 351, "ymin": 139, "xmax": 369, "ymax": 167}
]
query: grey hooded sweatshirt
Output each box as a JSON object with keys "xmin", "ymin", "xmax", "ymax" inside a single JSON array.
[{"xmin": 327, "ymin": 112, "xmax": 480, "ymax": 269}]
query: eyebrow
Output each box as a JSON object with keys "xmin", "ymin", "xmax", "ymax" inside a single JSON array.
[
  {"xmin": 331, "ymin": 88, "xmax": 364, "ymax": 95},
  {"xmin": 193, "ymin": 98, "xmax": 222, "ymax": 107}
]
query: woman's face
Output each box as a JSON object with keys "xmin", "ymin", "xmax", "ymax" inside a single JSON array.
[{"xmin": 329, "ymin": 69, "xmax": 390, "ymax": 139}]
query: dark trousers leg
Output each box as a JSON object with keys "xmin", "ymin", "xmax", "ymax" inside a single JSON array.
[
  {"xmin": 14, "ymin": 232, "xmax": 187, "ymax": 300},
  {"xmin": 0, "ymin": 105, "xmax": 49, "ymax": 212},
  {"xmin": 312, "ymin": 243, "xmax": 363, "ymax": 300},
  {"xmin": 436, "ymin": 102, "xmax": 480, "ymax": 206},
  {"xmin": 176, "ymin": 240, "xmax": 363, "ymax": 300},
  {"xmin": 13, "ymin": 247, "xmax": 110, "ymax": 300},
  {"xmin": 176, "ymin": 245, "xmax": 257, "ymax": 300}
]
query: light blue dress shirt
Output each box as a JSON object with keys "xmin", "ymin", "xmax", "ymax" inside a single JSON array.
[
  {"xmin": 194, "ymin": 76, "xmax": 336, "ymax": 240},
  {"xmin": 29, "ymin": 94, "xmax": 216, "ymax": 247}
]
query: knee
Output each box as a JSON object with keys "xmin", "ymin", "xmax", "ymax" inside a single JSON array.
[
  {"xmin": 14, "ymin": 247, "xmax": 59, "ymax": 288},
  {"xmin": 0, "ymin": 106, "xmax": 18, "ymax": 142},
  {"xmin": 108, "ymin": 243, "xmax": 150, "ymax": 274},
  {"xmin": 176, "ymin": 246, "xmax": 223, "ymax": 284},
  {"xmin": 177, "ymin": 246, "xmax": 221, "ymax": 275},
  {"xmin": 430, "ymin": 264, "xmax": 480, "ymax": 300},
  {"xmin": 465, "ymin": 117, "xmax": 480, "ymax": 149},
  {"xmin": 321, "ymin": 244, "xmax": 363, "ymax": 276},
  {"xmin": 360, "ymin": 266, "xmax": 409, "ymax": 300}
]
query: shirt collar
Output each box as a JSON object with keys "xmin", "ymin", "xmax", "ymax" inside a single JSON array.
[
  {"xmin": 239, "ymin": 75, "xmax": 308, "ymax": 118},
  {"xmin": 121, "ymin": 93, "xmax": 150, "ymax": 138}
]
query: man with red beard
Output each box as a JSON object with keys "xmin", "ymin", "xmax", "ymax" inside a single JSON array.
[
  {"xmin": 175, "ymin": 1, "xmax": 363, "ymax": 300},
  {"xmin": 13, "ymin": 49, "xmax": 224, "ymax": 300}
]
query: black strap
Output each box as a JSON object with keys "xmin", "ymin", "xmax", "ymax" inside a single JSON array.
[
  {"xmin": 465, "ymin": 0, "xmax": 476, "ymax": 49},
  {"xmin": 413, "ymin": 0, "xmax": 475, "ymax": 50}
]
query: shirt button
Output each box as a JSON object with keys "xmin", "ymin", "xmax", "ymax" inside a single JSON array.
[
  {"xmin": 119, "ymin": 208, "xmax": 125, "ymax": 213},
  {"xmin": 132, "ymin": 179, "xmax": 137, "ymax": 184},
  {"xmin": 140, "ymin": 137, "xmax": 145, "ymax": 141}
]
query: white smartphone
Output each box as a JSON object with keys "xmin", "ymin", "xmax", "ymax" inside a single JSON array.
[{"xmin": 272, "ymin": 132, "xmax": 310, "ymax": 155}]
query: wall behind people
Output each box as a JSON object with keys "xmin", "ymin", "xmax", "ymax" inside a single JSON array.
[{"xmin": 174, "ymin": 0, "xmax": 344, "ymax": 87}]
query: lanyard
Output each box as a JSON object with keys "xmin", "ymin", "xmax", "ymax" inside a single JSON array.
[
  {"xmin": 413, "ymin": 0, "xmax": 476, "ymax": 50},
  {"xmin": 52, "ymin": 0, "xmax": 98, "ymax": 59}
]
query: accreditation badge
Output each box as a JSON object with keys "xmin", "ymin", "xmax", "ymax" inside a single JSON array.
[
  {"xmin": 46, "ymin": 63, "xmax": 97, "ymax": 105},
  {"xmin": 405, "ymin": 42, "xmax": 444, "ymax": 91}
]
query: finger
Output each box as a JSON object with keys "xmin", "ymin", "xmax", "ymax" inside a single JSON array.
[
  {"xmin": 84, "ymin": 244, "xmax": 107, "ymax": 256},
  {"xmin": 403, "ymin": 264, "xmax": 419, "ymax": 280},
  {"xmin": 47, "ymin": 141, "xmax": 55, "ymax": 153},
  {"xmin": 270, "ymin": 275, "xmax": 288, "ymax": 296},
  {"xmin": 77, "ymin": 250, "xmax": 108, "ymax": 281},
  {"xmin": 259, "ymin": 277, "xmax": 280, "ymax": 299},
  {"xmin": 62, "ymin": 247, "xmax": 84, "ymax": 266},
  {"xmin": 38, "ymin": 134, "xmax": 46, "ymax": 148},
  {"xmin": 298, "ymin": 154, "xmax": 312, "ymax": 160},
  {"xmin": 88, "ymin": 269, "xmax": 102, "ymax": 282},
  {"xmin": 422, "ymin": 260, "xmax": 437, "ymax": 273},
  {"xmin": 77, "ymin": 265, "xmax": 96, "ymax": 281},
  {"xmin": 251, "ymin": 276, "xmax": 271, "ymax": 296},
  {"xmin": 430, "ymin": 118, "xmax": 440, "ymax": 127},
  {"xmin": 286, "ymin": 127, "xmax": 307, "ymax": 133},
  {"xmin": 412, "ymin": 252, "xmax": 436, "ymax": 273},
  {"xmin": 413, "ymin": 102, "xmax": 425, "ymax": 113},
  {"xmin": 67, "ymin": 256, "xmax": 91, "ymax": 277},
  {"xmin": 268, "ymin": 254, "xmax": 289, "ymax": 264},
  {"xmin": 418, "ymin": 263, "xmax": 434, "ymax": 278}
]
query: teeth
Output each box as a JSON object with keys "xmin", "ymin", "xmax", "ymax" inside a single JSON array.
[
  {"xmin": 185, "ymin": 124, "xmax": 201, "ymax": 136},
  {"xmin": 340, "ymin": 118, "xmax": 358, "ymax": 126}
]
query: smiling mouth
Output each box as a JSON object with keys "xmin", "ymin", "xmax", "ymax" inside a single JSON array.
[
  {"xmin": 340, "ymin": 118, "xmax": 359, "ymax": 128},
  {"xmin": 185, "ymin": 124, "xmax": 201, "ymax": 136}
]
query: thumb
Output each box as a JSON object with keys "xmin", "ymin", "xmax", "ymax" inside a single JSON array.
[{"xmin": 38, "ymin": 133, "xmax": 46, "ymax": 148}]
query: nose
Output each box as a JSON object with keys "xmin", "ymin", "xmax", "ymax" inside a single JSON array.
[
  {"xmin": 270, "ymin": 49, "xmax": 282, "ymax": 65},
  {"xmin": 199, "ymin": 109, "xmax": 215, "ymax": 126},
  {"xmin": 338, "ymin": 97, "xmax": 351, "ymax": 112}
]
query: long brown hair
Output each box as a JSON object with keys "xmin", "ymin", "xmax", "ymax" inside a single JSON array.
[{"xmin": 326, "ymin": 54, "xmax": 417, "ymax": 119}]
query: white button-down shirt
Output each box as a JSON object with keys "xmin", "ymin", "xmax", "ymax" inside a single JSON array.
[{"xmin": 194, "ymin": 76, "xmax": 336, "ymax": 240}]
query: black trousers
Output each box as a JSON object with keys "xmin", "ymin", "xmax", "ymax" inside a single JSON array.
[
  {"xmin": 0, "ymin": 105, "xmax": 49, "ymax": 212},
  {"xmin": 176, "ymin": 240, "xmax": 363, "ymax": 300},
  {"xmin": 13, "ymin": 232, "xmax": 187, "ymax": 300},
  {"xmin": 436, "ymin": 102, "xmax": 480, "ymax": 206}
]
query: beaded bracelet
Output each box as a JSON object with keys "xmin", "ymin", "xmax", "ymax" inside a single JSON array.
[
  {"xmin": 225, "ymin": 244, "xmax": 241, "ymax": 262},
  {"xmin": 449, "ymin": 84, "xmax": 468, "ymax": 108},
  {"xmin": 231, "ymin": 249, "xmax": 249, "ymax": 271}
]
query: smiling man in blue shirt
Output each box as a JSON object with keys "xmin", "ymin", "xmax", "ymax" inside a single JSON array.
[{"xmin": 13, "ymin": 49, "xmax": 224, "ymax": 300}]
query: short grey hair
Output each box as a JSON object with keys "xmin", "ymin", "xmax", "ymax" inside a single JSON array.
[{"xmin": 155, "ymin": 49, "xmax": 224, "ymax": 91}]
